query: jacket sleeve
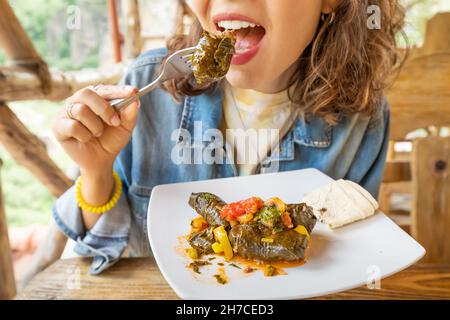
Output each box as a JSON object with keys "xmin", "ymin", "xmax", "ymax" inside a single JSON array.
[
  {"xmin": 52, "ymin": 78, "xmax": 137, "ymax": 275},
  {"xmin": 52, "ymin": 180, "xmax": 131, "ymax": 274}
]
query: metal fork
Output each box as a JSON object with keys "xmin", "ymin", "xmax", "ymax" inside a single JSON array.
[{"xmin": 110, "ymin": 47, "xmax": 196, "ymax": 111}]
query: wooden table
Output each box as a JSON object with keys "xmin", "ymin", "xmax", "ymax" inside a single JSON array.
[{"xmin": 17, "ymin": 258, "xmax": 450, "ymax": 300}]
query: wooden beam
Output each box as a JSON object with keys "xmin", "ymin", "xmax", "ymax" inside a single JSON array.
[
  {"xmin": 122, "ymin": 0, "xmax": 142, "ymax": 59},
  {"xmin": 0, "ymin": 158, "xmax": 16, "ymax": 300},
  {"xmin": 0, "ymin": 0, "xmax": 40, "ymax": 60},
  {"xmin": 0, "ymin": 65, "xmax": 125, "ymax": 102},
  {"xmin": 140, "ymin": 34, "xmax": 166, "ymax": 42},
  {"xmin": 0, "ymin": 103, "xmax": 72, "ymax": 196},
  {"xmin": 0, "ymin": 0, "xmax": 51, "ymax": 94},
  {"xmin": 173, "ymin": 0, "xmax": 194, "ymax": 35},
  {"xmin": 108, "ymin": 0, "xmax": 122, "ymax": 63}
]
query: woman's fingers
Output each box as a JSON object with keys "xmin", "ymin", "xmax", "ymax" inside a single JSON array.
[
  {"xmin": 67, "ymin": 88, "xmax": 120, "ymax": 127},
  {"xmin": 53, "ymin": 118, "xmax": 93, "ymax": 143},
  {"xmin": 68, "ymin": 103, "xmax": 104, "ymax": 137},
  {"xmin": 119, "ymin": 99, "xmax": 140, "ymax": 132}
]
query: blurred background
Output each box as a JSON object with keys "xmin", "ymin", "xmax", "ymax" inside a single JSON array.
[{"xmin": 0, "ymin": 0, "xmax": 449, "ymax": 297}]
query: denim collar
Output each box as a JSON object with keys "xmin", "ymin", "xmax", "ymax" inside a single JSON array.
[{"xmin": 175, "ymin": 87, "xmax": 332, "ymax": 162}]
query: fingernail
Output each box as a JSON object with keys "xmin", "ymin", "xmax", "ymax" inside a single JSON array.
[
  {"xmin": 124, "ymin": 85, "xmax": 136, "ymax": 93},
  {"xmin": 111, "ymin": 114, "xmax": 121, "ymax": 127}
]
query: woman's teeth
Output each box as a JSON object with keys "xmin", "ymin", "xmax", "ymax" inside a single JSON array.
[{"xmin": 217, "ymin": 20, "xmax": 259, "ymax": 30}]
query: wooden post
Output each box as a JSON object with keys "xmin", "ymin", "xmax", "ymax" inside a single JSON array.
[
  {"xmin": 122, "ymin": 0, "xmax": 142, "ymax": 59},
  {"xmin": 411, "ymin": 137, "xmax": 450, "ymax": 263},
  {"xmin": 420, "ymin": 13, "xmax": 450, "ymax": 56},
  {"xmin": 0, "ymin": 158, "xmax": 16, "ymax": 300},
  {"xmin": 173, "ymin": 0, "xmax": 193, "ymax": 35},
  {"xmin": 0, "ymin": 103, "xmax": 72, "ymax": 197},
  {"xmin": 108, "ymin": 0, "xmax": 122, "ymax": 63},
  {"xmin": 0, "ymin": 0, "xmax": 51, "ymax": 94}
]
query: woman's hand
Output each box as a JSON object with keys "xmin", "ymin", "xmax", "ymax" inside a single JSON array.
[
  {"xmin": 53, "ymin": 85, "xmax": 140, "ymax": 227},
  {"xmin": 53, "ymin": 85, "xmax": 140, "ymax": 174}
]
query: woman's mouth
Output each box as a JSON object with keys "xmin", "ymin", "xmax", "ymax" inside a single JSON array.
[{"xmin": 214, "ymin": 14, "xmax": 266, "ymax": 65}]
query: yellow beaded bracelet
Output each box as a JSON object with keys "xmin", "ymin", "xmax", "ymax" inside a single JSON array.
[{"xmin": 75, "ymin": 171, "xmax": 122, "ymax": 214}]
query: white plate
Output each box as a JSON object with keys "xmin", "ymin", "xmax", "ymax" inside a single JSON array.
[{"xmin": 147, "ymin": 168, "xmax": 425, "ymax": 300}]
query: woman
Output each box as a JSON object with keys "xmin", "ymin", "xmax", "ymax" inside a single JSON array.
[{"xmin": 52, "ymin": 0, "xmax": 405, "ymax": 273}]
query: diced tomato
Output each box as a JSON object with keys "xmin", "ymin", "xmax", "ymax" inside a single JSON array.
[
  {"xmin": 281, "ymin": 212, "xmax": 293, "ymax": 229},
  {"xmin": 220, "ymin": 197, "xmax": 264, "ymax": 222}
]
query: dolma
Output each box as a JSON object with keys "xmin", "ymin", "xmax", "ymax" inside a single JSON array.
[
  {"xmin": 286, "ymin": 203, "xmax": 317, "ymax": 234},
  {"xmin": 188, "ymin": 227, "xmax": 215, "ymax": 255},
  {"xmin": 229, "ymin": 223, "xmax": 309, "ymax": 262},
  {"xmin": 189, "ymin": 192, "xmax": 229, "ymax": 228},
  {"xmin": 192, "ymin": 31, "xmax": 236, "ymax": 84}
]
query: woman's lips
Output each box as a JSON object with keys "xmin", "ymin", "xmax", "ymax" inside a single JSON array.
[{"xmin": 213, "ymin": 13, "xmax": 261, "ymax": 26}]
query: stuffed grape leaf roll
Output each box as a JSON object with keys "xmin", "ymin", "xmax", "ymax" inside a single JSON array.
[
  {"xmin": 286, "ymin": 203, "xmax": 317, "ymax": 233},
  {"xmin": 192, "ymin": 31, "xmax": 236, "ymax": 84},
  {"xmin": 229, "ymin": 223, "xmax": 309, "ymax": 262},
  {"xmin": 188, "ymin": 227, "xmax": 215, "ymax": 255},
  {"xmin": 189, "ymin": 192, "xmax": 230, "ymax": 228}
]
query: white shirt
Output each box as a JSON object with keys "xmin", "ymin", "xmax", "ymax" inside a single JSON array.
[{"xmin": 223, "ymin": 81, "xmax": 296, "ymax": 175}]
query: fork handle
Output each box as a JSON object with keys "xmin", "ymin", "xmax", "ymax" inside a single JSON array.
[{"xmin": 110, "ymin": 74, "xmax": 163, "ymax": 111}]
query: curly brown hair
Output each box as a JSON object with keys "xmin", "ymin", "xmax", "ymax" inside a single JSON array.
[{"xmin": 162, "ymin": 0, "xmax": 407, "ymax": 124}]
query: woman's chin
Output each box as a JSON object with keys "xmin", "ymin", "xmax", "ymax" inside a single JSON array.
[
  {"xmin": 225, "ymin": 51, "xmax": 273, "ymax": 90},
  {"xmin": 225, "ymin": 69, "xmax": 261, "ymax": 90}
]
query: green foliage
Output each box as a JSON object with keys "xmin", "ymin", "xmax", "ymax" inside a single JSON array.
[
  {"xmin": 1, "ymin": 149, "xmax": 54, "ymax": 226},
  {"xmin": 7, "ymin": 0, "xmax": 107, "ymax": 70}
]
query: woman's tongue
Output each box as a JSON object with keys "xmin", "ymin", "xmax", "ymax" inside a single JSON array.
[{"xmin": 234, "ymin": 26, "xmax": 265, "ymax": 53}]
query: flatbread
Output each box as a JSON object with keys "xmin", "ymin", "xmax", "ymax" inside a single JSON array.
[
  {"xmin": 302, "ymin": 180, "xmax": 378, "ymax": 229},
  {"xmin": 344, "ymin": 180, "xmax": 379, "ymax": 210}
]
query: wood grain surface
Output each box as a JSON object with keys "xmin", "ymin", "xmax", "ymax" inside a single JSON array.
[
  {"xmin": 412, "ymin": 137, "xmax": 450, "ymax": 263},
  {"xmin": 17, "ymin": 258, "xmax": 450, "ymax": 300}
]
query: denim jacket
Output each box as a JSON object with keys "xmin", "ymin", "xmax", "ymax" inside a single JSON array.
[{"xmin": 53, "ymin": 48, "xmax": 390, "ymax": 274}]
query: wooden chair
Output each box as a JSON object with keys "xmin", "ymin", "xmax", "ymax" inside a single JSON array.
[
  {"xmin": 381, "ymin": 13, "xmax": 450, "ymax": 262},
  {"xmin": 411, "ymin": 137, "xmax": 450, "ymax": 263}
]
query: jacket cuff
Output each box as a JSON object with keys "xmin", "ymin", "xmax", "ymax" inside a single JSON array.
[{"xmin": 52, "ymin": 185, "xmax": 131, "ymax": 274}]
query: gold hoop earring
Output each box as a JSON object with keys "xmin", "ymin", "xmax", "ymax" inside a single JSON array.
[{"xmin": 321, "ymin": 11, "xmax": 336, "ymax": 25}]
